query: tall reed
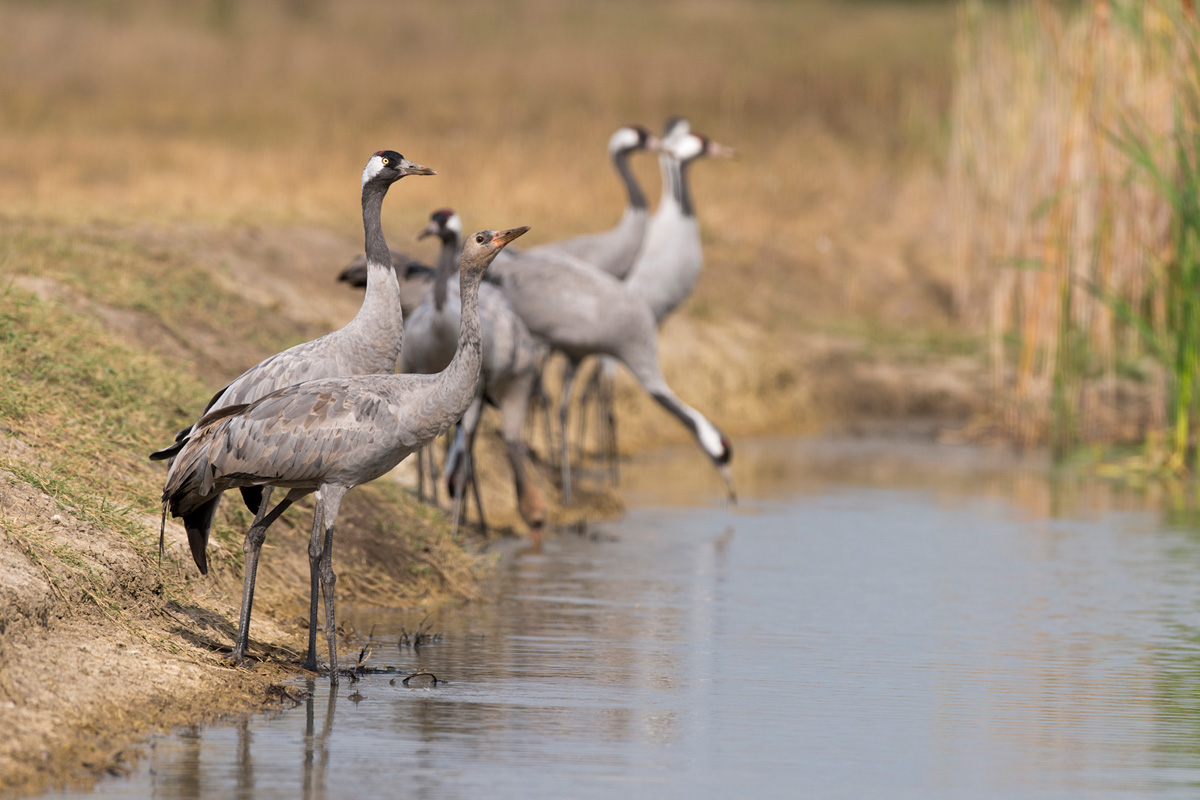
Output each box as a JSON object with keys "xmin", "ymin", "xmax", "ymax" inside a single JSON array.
[{"xmin": 949, "ymin": 0, "xmax": 1195, "ymax": 463}]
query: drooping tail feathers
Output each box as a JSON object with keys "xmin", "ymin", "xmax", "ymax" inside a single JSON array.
[
  {"xmin": 158, "ymin": 401, "xmax": 251, "ymax": 574},
  {"xmin": 157, "ymin": 494, "xmax": 220, "ymax": 575},
  {"xmin": 183, "ymin": 495, "xmax": 220, "ymax": 575}
]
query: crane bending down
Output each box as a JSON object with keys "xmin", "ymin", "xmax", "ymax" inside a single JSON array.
[
  {"xmin": 524, "ymin": 125, "xmax": 659, "ymax": 483},
  {"xmin": 403, "ymin": 209, "xmax": 548, "ymax": 537},
  {"xmin": 150, "ymin": 150, "xmax": 435, "ymax": 574},
  {"xmin": 158, "ymin": 226, "xmax": 529, "ymax": 681},
  {"xmin": 489, "ymin": 249, "xmax": 736, "ymax": 506},
  {"xmin": 580, "ymin": 121, "xmax": 733, "ymax": 486}
]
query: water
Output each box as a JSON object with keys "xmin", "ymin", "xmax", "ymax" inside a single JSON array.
[{"xmin": 50, "ymin": 438, "xmax": 1200, "ymax": 799}]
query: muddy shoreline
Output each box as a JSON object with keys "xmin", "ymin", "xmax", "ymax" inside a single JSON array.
[
  {"xmin": 0, "ymin": 382, "xmax": 983, "ymax": 799},
  {"xmin": 0, "ymin": 208, "xmax": 992, "ymax": 797}
]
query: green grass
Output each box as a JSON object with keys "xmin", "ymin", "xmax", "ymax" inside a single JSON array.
[
  {"xmin": 1103, "ymin": 7, "xmax": 1200, "ymax": 471},
  {"xmin": 0, "ymin": 285, "xmax": 209, "ymax": 530},
  {"xmin": 0, "ymin": 221, "xmax": 303, "ymax": 360}
]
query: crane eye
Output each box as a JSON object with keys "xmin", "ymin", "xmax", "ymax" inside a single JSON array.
[
  {"xmin": 381, "ymin": 157, "xmax": 390, "ymax": 166},
  {"xmin": 475, "ymin": 234, "xmax": 485, "ymax": 245}
]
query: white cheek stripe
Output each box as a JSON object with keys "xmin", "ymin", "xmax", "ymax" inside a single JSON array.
[
  {"xmin": 609, "ymin": 127, "xmax": 641, "ymax": 154},
  {"xmin": 671, "ymin": 135, "xmax": 704, "ymax": 161},
  {"xmin": 361, "ymin": 156, "xmax": 385, "ymax": 185}
]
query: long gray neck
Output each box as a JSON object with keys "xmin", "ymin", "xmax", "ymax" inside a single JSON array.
[
  {"xmin": 613, "ymin": 149, "xmax": 647, "ymax": 211},
  {"xmin": 657, "ymin": 154, "xmax": 694, "ymax": 219},
  {"xmin": 348, "ymin": 179, "xmax": 404, "ymax": 362},
  {"xmin": 362, "ymin": 181, "xmax": 390, "ymax": 267},
  {"xmin": 672, "ymin": 158, "xmax": 695, "ymax": 218},
  {"xmin": 650, "ymin": 389, "xmax": 725, "ymax": 463},
  {"xmin": 433, "ymin": 231, "xmax": 460, "ymax": 312},
  {"xmin": 440, "ymin": 265, "xmax": 485, "ymax": 418}
]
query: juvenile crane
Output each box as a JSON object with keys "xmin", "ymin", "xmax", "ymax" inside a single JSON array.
[
  {"xmin": 150, "ymin": 150, "xmax": 436, "ymax": 574},
  {"xmin": 158, "ymin": 226, "xmax": 529, "ymax": 681}
]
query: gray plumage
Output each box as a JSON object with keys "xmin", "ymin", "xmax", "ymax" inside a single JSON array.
[
  {"xmin": 337, "ymin": 250, "xmax": 436, "ymax": 320},
  {"xmin": 150, "ymin": 150, "xmax": 436, "ymax": 574},
  {"xmin": 160, "ymin": 226, "xmax": 528, "ymax": 681},
  {"xmin": 525, "ymin": 125, "xmax": 658, "ymax": 280},
  {"xmin": 624, "ymin": 119, "xmax": 734, "ymax": 325},
  {"xmin": 491, "ymin": 249, "xmax": 736, "ymax": 505},
  {"xmin": 523, "ymin": 125, "xmax": 659, "ymax": 483},
  {"xmin": 403, "ymin": 209, "xmax": 548, "ymax": 534}
]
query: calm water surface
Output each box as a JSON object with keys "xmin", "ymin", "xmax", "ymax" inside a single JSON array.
[{"xmin": 52, "ymin": 438, "xmax": 1200, "ymax": 799}]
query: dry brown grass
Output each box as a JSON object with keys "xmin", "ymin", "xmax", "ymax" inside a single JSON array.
[{"xmin": 0, "ymin": 0, "xmax": 958, "ymax": 329}]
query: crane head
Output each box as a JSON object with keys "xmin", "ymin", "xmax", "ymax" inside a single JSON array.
[
  {"xmin": 362, "ymin": 150, "xmax": 437, "ymax": 187},
  {"xmin": 666, "ymin": 132, "xmax": 735, "ymax": 163},
  {"xmin": 460, "ymin": 226, "xmax": 530, "ymax": 274},
  {"xmin": 417, "ymin": 208, "xmax": 462, "ymax": 242},
  {"xmin": 610, "ymin": 125, "xmax": 660, "ymax": 155}
]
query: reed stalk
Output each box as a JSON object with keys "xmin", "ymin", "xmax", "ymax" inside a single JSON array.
[{"xmin": 949, "ymin": 0, "xmax": 1193, "ymax": 463}]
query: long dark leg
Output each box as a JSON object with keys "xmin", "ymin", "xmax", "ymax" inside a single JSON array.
[
  {"xmin": 316, "ymin": 485, "xmax": 348, "ymax": 684},
  {"xmin": 464, "ymin": 416, "xmax": 487, "ymax": 535},
  {"xmin": 558, "ymin": 359, "xmax": 579, "ymax": 506},
  {"xmin": 524, "ymin": 357, "xmax": 554, "ymax": 466},
  {"xmin": 304, "ymin": 499, "xmax": 326, "ymax": 672},
  {"xmin": 574, "ymin": 361, "xmax": 599, "ymax": 465},
  {"xmin": 500, "ymin": 372, "xmax": 546, "ymax": 539},
  {"xmin": 230, "ymin": 487, "xmax": 305, "ymax": 664},
  {"xmin": 416, "ymin": 445, "xmax": 428, "ymax": 502},
  {"xmin": 449, "ymin": 397, "xmax": 483, "ymax": 532},
  {"xmin": 600, "ymin": 359, "xmax": 620, "ymax": 485},
  {"xmin": 449, "ymin": 428, "xmax": 468, "ymax": 532}
]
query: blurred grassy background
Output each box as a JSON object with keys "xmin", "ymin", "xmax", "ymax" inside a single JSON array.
[{"xmin": 0, "ymin": 0, "xmax": 959, "ymax": 333}]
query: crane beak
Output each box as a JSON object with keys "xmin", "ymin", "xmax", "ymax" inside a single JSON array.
[
  {"xmin": 399, "ymin": 158, "xmax": 437, "ymax": 177},
  {"xmin": 706, "ymin": 140, "xmax": 736, "ymax": 159},
  {"xmin": 493, "ymin": 226, "xmax": 531, "ymax": 247},
  {"xmin": 416, "ymin": 220, "xmax": 440, "ymax": 241},
  {"xmin": 719, "ymin": 464, "xmax": 737, "ymax": 505},
  {"xmin": 644, "ymin": 134, "xmax": 663, "ymax": 153}
]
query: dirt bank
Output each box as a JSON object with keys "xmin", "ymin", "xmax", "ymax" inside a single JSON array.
[{"xmin": 0, "ymin": 202, "xmax": 987, "ymax": 797}]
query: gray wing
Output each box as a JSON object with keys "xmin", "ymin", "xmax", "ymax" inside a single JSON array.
[
  {"xmin": 399, "ymin": 297, "xmax": 459, "ymax": 375},
  {"xmin": 526, "ymin": 208, "xmax": 649, "ymax": 279},
  {"xmin": 478, "ymin": 283, "xmax": 545, "ymax": 386},
  {"xmin": 166, "ymin": 377, "xmax": 413, "ymax": 509},
  {"xmin": 214, "ymin": 335, "xmax": 342, "ymax": 408},
  {"xmin": 497, "ymin": 252, "xmax": 653, "ymax": 361}
]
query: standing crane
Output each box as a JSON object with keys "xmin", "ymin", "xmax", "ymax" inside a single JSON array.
[
  {"xmin": 150, "ymin": 150, "xmax": 436, "ymax": 573},
  {"xmin": 403, "ymin": 209, "xmax": 547, "ymax": 537},
  {"xmin": 625, "ymin": 119, "xmax": 734, "ymax": 325},
  {"xmin": 525, "ymin": 125, "xmax": 660, "ymax": 485},
  {"xmin": 526, "ymin": 124, "xmax": 659, "ymax": 280},
  {"xmin": 570, "ymin": 120, "xmax": 733, "ymax": 487},
  {"xmin": 158, "ymin": 226, "xmax": 529, "ymax": 681}
]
